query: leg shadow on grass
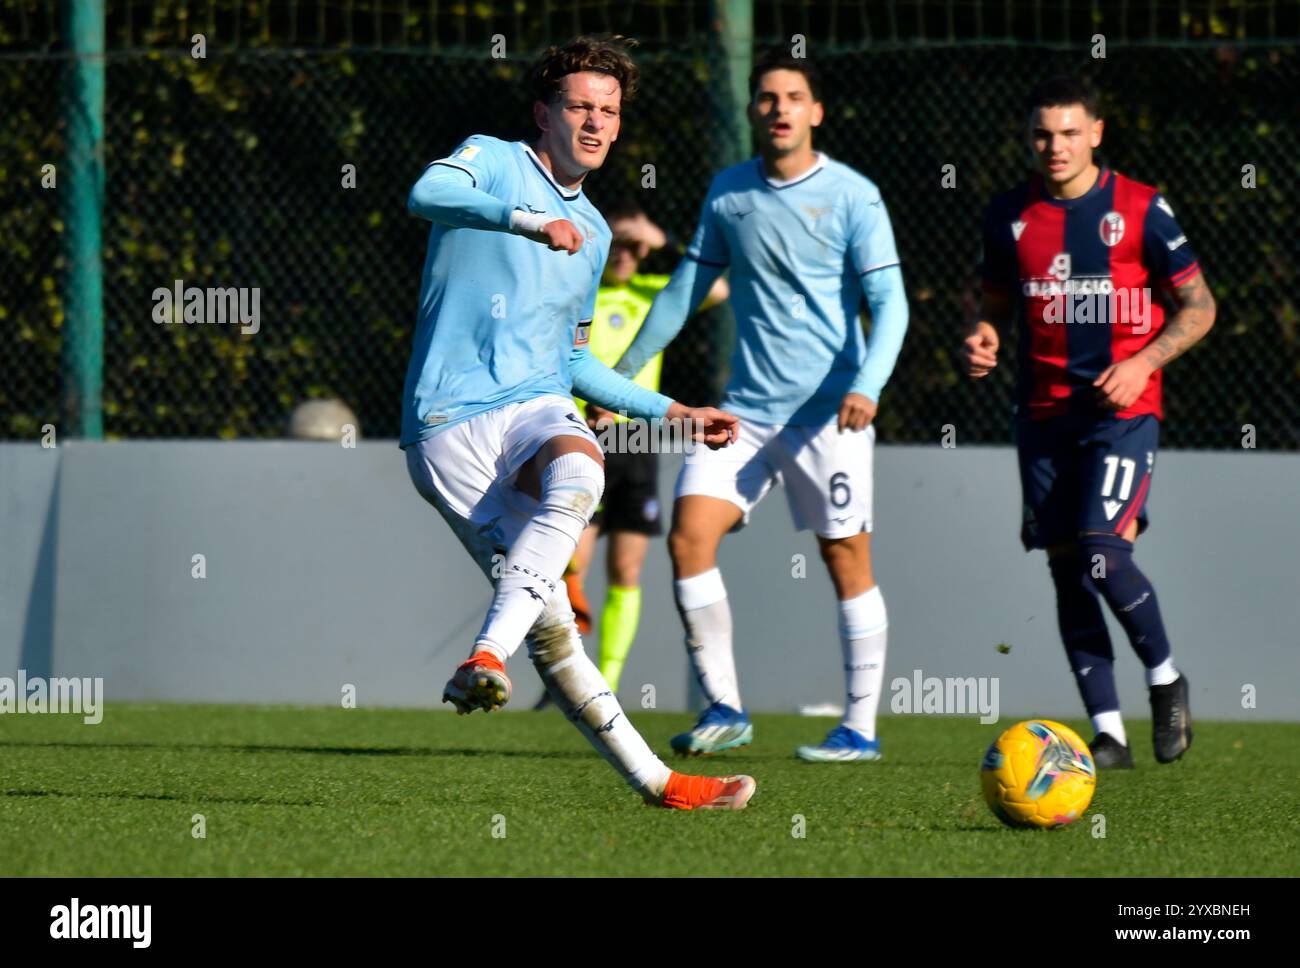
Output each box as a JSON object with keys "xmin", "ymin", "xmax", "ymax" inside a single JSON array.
[
  {"xmin": 1, "ymin": 788, "xmax": 324, "ymax": 808},
  {"xmin": 0, "ymin": 739, "xmax": 591, "ymax": 760}
]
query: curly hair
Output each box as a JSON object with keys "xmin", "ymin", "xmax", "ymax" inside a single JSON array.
[{"xmin": 529, "ymin": 35, "xmax": 640, "ymax": 104}]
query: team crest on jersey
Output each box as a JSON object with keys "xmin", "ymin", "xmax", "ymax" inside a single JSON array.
[
  {"xmin": 1099, "ymin": 211, "xmax": 1126, "ymax": 247},
  {"xmin": 802, "ymin": 205, "xmax": 832, "ymax": 229}
]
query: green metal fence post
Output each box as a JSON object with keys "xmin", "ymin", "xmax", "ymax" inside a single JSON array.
[
  {"xmin": 61, "ymin": 0, "xmax": 106, "ymax": 439},
  {"xmin": 706, "ymin": 0, "xmax": 753, "ymax": 404},
  {"xmin": 713, "ymin": 0, "xmax": 754, "ymax": 168},
  {"xmin": 688, "ymin": 1, "xmax": 752, "ymax": 713}
]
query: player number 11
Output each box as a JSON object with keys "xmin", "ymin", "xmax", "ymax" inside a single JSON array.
[{"xmin": 1099, "ymin": 456, "xmax": 1137, "ymax": 501}]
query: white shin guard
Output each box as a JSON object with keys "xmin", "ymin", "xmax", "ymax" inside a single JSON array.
[
  {"xmin": 527, "ymin": 592, "xmax": 670, "ymax": 799},
  {"xmin": 476, "ymin": 452, "xmax": 604, "ymax": 660}
]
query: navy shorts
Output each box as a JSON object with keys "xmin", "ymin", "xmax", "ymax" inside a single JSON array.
[
  {"xmin": 592, "ymin": 450, "xmax": 662, "ymax": 536},
  {"xmin": 1015, "ymin": 413, "xmax": 1159, "ymax": 551}
]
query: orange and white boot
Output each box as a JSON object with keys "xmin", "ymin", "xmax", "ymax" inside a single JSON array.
[
  {"xmin": 564, "ymin": 570, "xmax": 593, "ymax": 635},
  {"xmin": 652, "ymin": 771, "xmax": 757, "ymax": 811},
  {"xmin": 443, "ymin": 651, "xmax": 511, "ymax": 714}
]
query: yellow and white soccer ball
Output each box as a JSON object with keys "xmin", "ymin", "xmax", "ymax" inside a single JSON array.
[{"xmin": 980, "ymin": 719, "xmax": 1096, "ymax": 829}]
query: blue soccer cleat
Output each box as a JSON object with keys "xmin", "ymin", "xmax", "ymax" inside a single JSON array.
[
  {"xmin": 669, "ymin": 702, "xmax": 754, "ymax": 756},
  {"xmin": 795, "ymin": 724, "xmax": 882, "ymax": 763}
]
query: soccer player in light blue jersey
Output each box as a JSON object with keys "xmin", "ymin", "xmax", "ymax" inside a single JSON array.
[
  {"xmin": 616, "ymin": 53, "xmax": 911, "ymax": 762},
  {"xmin": 402, "ymin": 36, "xmax": 754, "ymax": 811}
]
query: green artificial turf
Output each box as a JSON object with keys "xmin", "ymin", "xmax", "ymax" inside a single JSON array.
[{"xmin": 1, "ymin": 705, "xmax": 1295, "ymax": 876}]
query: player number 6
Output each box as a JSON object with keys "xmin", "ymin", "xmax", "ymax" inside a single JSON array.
[{"xmin": 830, "ymin": 472, "xmax": 852, "ymax": 509}]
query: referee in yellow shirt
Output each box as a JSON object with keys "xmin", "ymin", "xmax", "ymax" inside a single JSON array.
[{"xmin": 539, "ymin": 204, "xmax": 728, "ymax": 704}]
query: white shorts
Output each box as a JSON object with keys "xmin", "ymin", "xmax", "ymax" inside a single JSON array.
[
  {"xmin": 404, "ymin": 395, "xmax": 599, "ymax": 579},
  {"xmin": 676, "ymin": 419, "xmax": 875, "ymax": 539}
]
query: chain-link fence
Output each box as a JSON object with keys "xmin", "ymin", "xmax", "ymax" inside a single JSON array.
[{"xmin": 3, "ymin": 1, "xmax": 1298, "ymax": 447}]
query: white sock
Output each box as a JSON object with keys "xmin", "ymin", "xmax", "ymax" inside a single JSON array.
[
  {"xmin": 839, "ymin": 586, "xmax": 887, "ymax": 741},
  {"xmin": 527, "ymin": 603, "xmax": 671, "ymax": 800},
  {"xmin": 674, "ymin": 568, "xmax": 741, "ymax": 710},
  {"xmin": 1146, "ymin": 658, "xmax": 1179, "ymax": 687},
  {"xmin": 1092, "ymin": 710, "xmax": 1127, "ymax": 746},
  {"xmin": 476, "ymin": 452, "xmax": 603, "ymax": 660}
]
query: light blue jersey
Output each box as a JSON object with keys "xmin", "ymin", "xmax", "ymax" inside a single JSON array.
[
  {"xmin": 618, "ymin": 153, "xmax": 907, "ymax": 426},
  {"xmin": 401, "ymin": 134, "xmax": 672, "ymax": 447}
]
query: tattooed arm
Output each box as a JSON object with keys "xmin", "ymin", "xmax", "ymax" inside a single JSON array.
[
  {"xmin": 1140, "ymin": 271, "xmax": 1217, "ymax": 370},
  {"xmin": 1094, "ymin": 272, "xmax": 1216, "ymax": 409}
]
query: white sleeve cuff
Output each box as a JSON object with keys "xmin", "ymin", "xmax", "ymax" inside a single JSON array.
[{"xmin": 509, "ymin": 209, "xmax": 560, "ymax": 236}]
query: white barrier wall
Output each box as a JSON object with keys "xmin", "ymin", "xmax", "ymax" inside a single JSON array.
[{"xmin": 2, "ymin": 441, "xmax": 1296, "ymax": 721}]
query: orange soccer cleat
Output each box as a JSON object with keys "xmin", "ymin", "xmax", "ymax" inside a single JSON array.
[
  {"xmin": 442, "ymin": 651, "xmax": 512, "ymax": 714},
  {"xmin": 565, "ymin": 571, "xmax": 593, "ymax": 635},
  {"xmin": 653, "ymin": 771, "xmax": 757, "ymax": 811}
]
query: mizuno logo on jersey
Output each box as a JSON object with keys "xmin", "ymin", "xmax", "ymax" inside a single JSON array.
[
  {"xmin": 1167, "ymin": 234, "xmax": 1187, "ymax": 251},
  {"xmin": 1011, "ymin": 220, "xmax": 1027, "ymax": 241}
]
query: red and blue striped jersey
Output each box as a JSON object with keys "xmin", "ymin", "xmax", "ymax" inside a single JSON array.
[{"xmin": 981, "ymin": 167, "xmax": 1200, "ymax": 421}]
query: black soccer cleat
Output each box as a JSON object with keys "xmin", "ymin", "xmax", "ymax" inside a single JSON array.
[
  {"xmin": 1150, "ymin": 673, "xmax": 1193, "ymax": 763},
  {"xmin": 1089, "ymin": 732, "xmax": 1135, "ymax": 769}
]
